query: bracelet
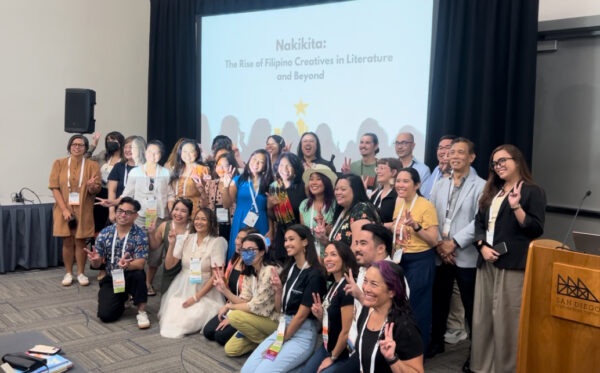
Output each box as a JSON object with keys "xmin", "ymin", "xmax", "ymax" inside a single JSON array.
[
  {"xmin": 413, "ymin": 223, "xmax": 422, "ymax": 232},
  {"xmin": 193, "ymin": 294, "xmax": 199, "ymax": 302},
  {"xmin": 386, "ymin": 354, "xmax": 400, "ymax": 366},
  {"xmin": 330, "ymin": 354, "xmax": 338, "ymax": 362},
  {"xmin": 511, "ymin": 204, "xmax": 521, "ymax": 210}
]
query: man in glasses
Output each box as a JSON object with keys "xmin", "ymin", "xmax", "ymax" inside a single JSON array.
[
  {"xmin": 85, "ymin": 197, "xmax": 151, "ymax": 329},
  {"xmin": 394, "ymin": 132, "xmax": 431, "ymax": 186},
  {"xmin": 420, "ymin": 135, "xmax": 456, "ymax": 199}
]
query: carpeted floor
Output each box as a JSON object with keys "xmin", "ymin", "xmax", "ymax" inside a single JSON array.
[{"xmin": 0, "ymin": 266, "xmax": 469, "ymax": 372}]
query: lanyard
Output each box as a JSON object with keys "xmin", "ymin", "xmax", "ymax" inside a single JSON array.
[
  {"xmin": 393, "ymin": 195, "xmax": 418, "ymax": 242},
  {"xmin": 143, "ymin": 163, "xmax": 160, "ymax": 193},
  {"xmin": 176, "ymin": 165, "xmax": 196, "ymax": 197},
  {"xmin": 110, "ymin": 226, "xmax": 130, "ymax": 266},
  {"xmin": 358, "ymin": 309, "xmax": 387, "ymax": 373},
  {"xmin": 325, "ymin": 278, "xmax": 345, "ymax": 305},
  {"xmin": 67, "ymin": 157, "xmax": 85, "ymax": 191},
  {"xmin": 329, "ymin": 211, "xmax": 347, "ymax": 241},
  {"xmin": 248, "ymin": 181, "xmax": 259, "ymax": 213},
  {"xmin": 281, "ymin": 261, "xmax": 308, "ymax": 313},
  {"xmin": 123, "ymin": 164, "xmax": 133, "ymax": 186},
  {"xmin": 372, "ymin": 188, "xmax": 392, "ymax": 209}
]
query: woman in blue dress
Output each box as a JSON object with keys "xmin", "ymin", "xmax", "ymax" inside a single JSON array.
[{"xmin": 222, "ymin": 149, "xmax": 273, "ymax": 261}]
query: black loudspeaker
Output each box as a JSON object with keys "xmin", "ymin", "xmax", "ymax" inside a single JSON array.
[{"xmin": 64, "ymin": 88, "xmax": 96, "ymax": 133}]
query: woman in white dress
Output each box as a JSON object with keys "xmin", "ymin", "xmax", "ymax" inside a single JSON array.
[{"xmin": 159, "ymin": 207, "xmax": 227, "ymax": 338}]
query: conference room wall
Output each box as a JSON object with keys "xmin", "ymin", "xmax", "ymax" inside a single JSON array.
[
  {"xmin": 0, "ymin": 0, "xmax": 150, "ymax": 201},
  {"xmin": 539, "ymin": 0, "xmax": 600, "ymax": 21}
]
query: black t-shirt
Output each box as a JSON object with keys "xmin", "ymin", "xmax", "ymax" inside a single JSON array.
[
  {"xmin": 282, "ymin": 265, "xmax": 326, "ymax": 319},
  {"xmin": 324, "ymin": 278, "xmax": 354, "ymax": 359},
  {"xmin": 356, "ymin": 307, "xmax": 423, "ymax": 373},
  {"xmin": 369, "ymin": 188, "xmax": 397, "ymax": 223},
  {"xmin": 107, "ymin": 162, "xmax": 135, "ymax": 197},
  {"xmin": 228, "ymin": 267, "xmax": 241, "ymax": 296}
]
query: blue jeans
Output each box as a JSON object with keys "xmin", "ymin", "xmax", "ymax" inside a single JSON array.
[
  {"xmin": 300, "ymin": 345, "xmax": 349, "ymax": 373},
  {"xmin": 401, "ymin": 248, "xmax": 435, "ymax": 349},
  {"xmin": 241, "ymin": 315, "xmax": 318, "ymax": 373}
]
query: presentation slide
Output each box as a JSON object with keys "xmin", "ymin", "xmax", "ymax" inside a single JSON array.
[{"xmin": 200, "ymin": 0, "xmax": 434, "ymax": 167}]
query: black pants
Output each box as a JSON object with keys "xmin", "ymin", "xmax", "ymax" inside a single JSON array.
[
  {"xmin": 97, "ymin": 269, "xmax": 147, "ymax": 323},
  {"xmin": 203, "ymin": 314, "xmax": 237, "ymax": 345},
  {"xmin": 430, "ymin": 264, "xmax": 476, "ymax": 345}
]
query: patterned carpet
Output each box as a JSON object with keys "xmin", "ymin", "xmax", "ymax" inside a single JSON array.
[{"xmin": 0, "ymin": 266, "xmax": 469, "ymax": 372}]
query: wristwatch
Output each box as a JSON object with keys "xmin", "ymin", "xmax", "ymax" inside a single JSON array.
[
  {"xmin": 413, "ymin": 223, "xmax": 422, "ymax": 232},
  {"xmin": 386, "ymin": 353, "xmax": 400, "ymax": 366}
]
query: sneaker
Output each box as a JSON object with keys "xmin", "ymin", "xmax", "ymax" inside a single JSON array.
[
  {"xmin": 77, "ymin": 273, "xmax": 90, "ymax": 286},
  {"xmin": 62, "ymin": 273, "xmax": 73, "ymax": 286},
  {"xmin": 444, "ymin": 328, "xmax": 468, "ymax": 344},
  {"xmin": 137, "ymin": 311, "xmax": 150, "ymax": 329}
]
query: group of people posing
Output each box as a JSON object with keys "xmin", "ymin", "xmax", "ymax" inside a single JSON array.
[{"xmin": 48, "ymin": 130, "xmax": 546, "ymax": 373}]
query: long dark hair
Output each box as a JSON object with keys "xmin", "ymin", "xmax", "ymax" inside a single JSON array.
[
  {"xmin": 479, "ymin": 144, "xmax": 536, "ymax": 210},
  {"xmin": 396, "ymin": 167, "xmax": 423, "ymax": 197},
  {"xmin": 239, "ymin": 149, "xmax": 273, "ymax": 194},
  {"xmin": 280, "ymin": 224, "xmax": 325, "ymax": 283},
  {"xmin": 193, "ymin": 207, "xmax": 218, "ymax": 237},
  {"xmin": 169, "ymin": 139, "xmax": 204, "ymax": 185},
  {"xmin": 267, "ymin": 135, "xmax": 285, "ymax": 157},
  {"xmin": 370, "ymin": 260, "xmax": 412, "ymax": 319},
  {"xmin": 324, "ymin": 241, "xmax": 358, "ymax": 283},
  {"xmin": 104, "ymin": 131, "xmax": 125, "ymax": 161},
  {"xmin": 240, "ymin": 233, "xmax": 269, "ymax": 276},
  {"xmin": 273, "ymin": 152, "xmax": 304, "ymax": 187},
  {"xmin": 297, "ymin": 132, "xmax": 323, "ymax": 161},
  {"xmin": 333, "ymin": 174, "xmax": 371, "ymax": 220},
  {"xmin": 212, "ymin": 151, "xmax": 239, "ymax": 179},
  {"xmin": 306, "ymin": 171, "xmax": 335, "ymax": 211}
]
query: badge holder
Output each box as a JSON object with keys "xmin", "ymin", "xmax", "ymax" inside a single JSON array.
[
  {"xmin": 216, "ymin": 206, "xmax": 230, "ymax": 223},
  {"xmin": 189, "ymin": 258, "xmax": 202, "ymax": 284},
  {"xmin": 243, "ymin": 211, "xmax": 259, "ymax": 227},
  {"xmin": 145, "ymin": 198, "xmax": 158, "ymax": 229},
  {"xmin": 112, "ymin": 268, "xmax": 126, "ymax": 293},
  {"xmin": 264, "ymin": 316, "xmax": 286, "ymax": 361},
  {"xmin": 68, "ymin": 192, "xmax": 80, "ymax": 206}
]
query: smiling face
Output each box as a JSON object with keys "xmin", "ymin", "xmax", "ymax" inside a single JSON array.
[
  {"xmin": 123, "ymin": 141, "xmax": 134, "ymax": 161},
  {"xmin": 69, "ymin": 138, "xmax": 86, "ymax": 157},
  {"xmin": 395, "ymin": 171, "xmax": 419, "ymax": 200},
  {"xmin": 248, "ymin": 153, "xmax": 266, "ymax": 175},
  {"xmin": 284, "ymin": 229, "xmax": 307, "ymax": 258},
  {"xmin": 376, "ymin": 163, "xmax": 395, "ymax": 185},
  {"xmin": 193, "ymin": 210, "xmax": 209, "ymax": 234},
  {"xmin": 180, "ymin": 143, "xmax": 198, "ymax": 164},
  {"xmin": 492, "ymin": 149, "xmax": 518, "ymax": 181},
  {"xmin": 266, "ymin": 137, "xmax": 281, "ymax": 156},
  {"xmin": 323, "ymin": 244, "xmax": 343, "ymax": 275},
  {"xmin": 359, "ymin": 135, "xmax": 377, "ymax": 157},
  {"xmin": 215, "ymin": 157, "xmax": 230, "ymax": 178},
  {"xmin": 277, "ymin": 156, "xmax": 294, "ymax": 181},
  {"xmin": 362, "ymin": 266, "xmax": 394, "ymax": 308},
  {"xmin": 301, "ymin": 134, "xmax": 317, "ymax": 158},
  {"xmin": 171, "ymin": 201, "xmax": 191, "ymax": 224},
  {"xmin": 334, "ymin": 179, "xmax": 354, "ymax": 209},
  {"xmin": 437, "ymin": 138, "xmax": 453, "ymax": 171},
  {"xmin": 395, "ymin": 133, "xmax": 415, "ymax": 158},
  {"xmin": 115, "ymin": 202, "xmax": 138, "ymax": 226},
  {"xmin": 308, "ymin": 172, "xmax": 325, "ymax": 195},
  {"xmin": 234, "ymin": 230, "xmax": 249, "ymax": 253},
  {"xmin": 449, "ymin": 141, "xmax": 474, "ymax": 174},
  {"xmin": 145, "ymin": 144, "xmax": 162, "ymax": 165}
]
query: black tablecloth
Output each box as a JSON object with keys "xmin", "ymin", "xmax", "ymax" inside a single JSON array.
[{"xmin": 0, "ymin": 203, "xmax": 62, "ymax": 273}]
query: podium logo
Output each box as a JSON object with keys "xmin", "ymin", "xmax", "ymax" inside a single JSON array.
[
  {"xmin": 556, "ymin": 274, "xmax": 599, "ymax": 303},
  {"xmin": 551, "ymin": 263, "xmax": 600, "ymax": 328}
]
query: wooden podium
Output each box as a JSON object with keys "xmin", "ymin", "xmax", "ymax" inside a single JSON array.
[{"xmin": 517, "ymin": 239, "xmax": 600, "ymax": 373}]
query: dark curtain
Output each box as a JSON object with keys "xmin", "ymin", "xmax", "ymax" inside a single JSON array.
[{"xmin": 425, "ymin": 0, "xmax": 539, "ymax": 176}]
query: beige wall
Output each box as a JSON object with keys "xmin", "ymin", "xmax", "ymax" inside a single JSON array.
[
  {"xmin": 539, "ymin": 0, "xmax": 600, "ymax": 20},
  {"xmin": 0, "ymin": 0, "xmax": 149, "ymax": 201}
]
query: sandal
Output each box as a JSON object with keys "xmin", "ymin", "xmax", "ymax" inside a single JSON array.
[{"xmin": 147, "ymin": 284, "xmax": 157, "ymax": 296}]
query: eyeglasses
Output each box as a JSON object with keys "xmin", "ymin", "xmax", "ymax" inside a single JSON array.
[
  {"xmin": 394, "ymin": 141, "xmax": 413, "ymax": 147},
  {"xmin": 149, "ymin": 178, "xmax": 155, "ymax": 191},
  {"xmin": 116, "ymin": 208, "xmax": 136, "ymax": 216},
  {"xmin": 437, "ymin": 145, "xmax": 452, "ymax": 151},
  {"xmin": 240, "ymin": 248, "xmax": 258, "ymax": 254},
  {"xmin": 71, "ymin": 143, "xmax": 86, "ymax": 148},
  {"xmin": 490, "ymin": 157, "xmax": 514, "ymax": 169}
]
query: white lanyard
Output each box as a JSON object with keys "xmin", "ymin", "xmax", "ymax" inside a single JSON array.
[
  {"xmin": 251, "ymin": 276, "xmax": 257, "ymax": 298},
  {"xmin": 324, "ymin": 278, "xmax": 345, "ymax": 306},
  {"xmin": 329, "ymin": 211, "xmax": 347, "ymax": 241},
  {"xmin": 123, "ymin": 164, "xmax": 131, "ymax": 186},
  {"xmin": 248, "ymin": 181, "xmax": 259, "ymax": 213},
  {"xmin": 372, "ymin": 188, "xmax": 392, "ymax": 209},
  {"xmin": 67, "ymin": 157, "xmax": 85, "ymax": 191},
  {"xmin": 358, "ymin": 309, "xmax": 387, "ymax": 373},
  {"xmin": 110, "ymin": 226, "xmax": 130, "ymax": 266},
  {"xmin": 393, "ymin": 195, "xmax": 418, "ymax": 242},
  {"xmin": 281, "ymin": 261, "xmax": 308, "ymax": 313}
]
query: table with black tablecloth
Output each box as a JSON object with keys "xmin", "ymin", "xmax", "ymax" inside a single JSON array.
[{"xmin": 0, "ymin": 202, "xmax": 62, "ymax": 274}]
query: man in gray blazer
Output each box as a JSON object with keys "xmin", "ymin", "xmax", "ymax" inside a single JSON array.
[{"xmin": 426, "ymin": 138, "xmax": 485, "ymax": 372}]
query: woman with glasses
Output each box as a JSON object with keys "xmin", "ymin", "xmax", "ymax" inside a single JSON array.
[
  {"xmin": 370, "ymin": 158, "xmax": 402, "ymax": 224},
  {"xmin": 49, "ymin": 134, "xmax": 102, "ymax": 286},
  {"xmin": 470, "ymin": 145, "xmax": 546, "ymax": 373}
]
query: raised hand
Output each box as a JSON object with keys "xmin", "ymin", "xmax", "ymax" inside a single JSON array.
[
  {"xmin": 344, "ymin": 268, "xmax": 361, "ymax": 299},
  {"xmin": 84, "ymin": 245, "xmax": 102, "ymax": 267},
  {"xmin": 270, "ymin": 267, "xmax": 282, "ymax": 293},
  {"xmin": 86, "ymin": 175, "xmax": 99, "ymax": 189},
  {"xmin": 311, "ymin": 293, "xmax": 324, "ymax": 320},
  {"xmin": 341, "ymin": 157, "xmax": 352, "ymax": 174},
  {"xmin": 403, "ymin": 211, "xmax": 417, "ymax": 230},
  {"xmin": 118, "ymin": 252, "xmax": 133, "ymax": 269},
  {"xmin": 221, "ymin": 165, "xmax": 235, "ymax": 187},
  {"xmin": 95, "ymin": 197, "xmax": 115, "ymax": 207},
  {"xmin": 282, "ymin": 140, "xmax": 293, "ymax": 153},
  {"xmin": 508, "ymin": 180, "xmax": 523, "ymax": 208},
  {"xmin": 266, "ymin": 192, "xmax": 280, "ymax": 209},
  {"xmin": 167, "ymin": 224, "xmax": 177, "ymax": 246},
  {"xmin": 91, "ymin": 131, "xmax": 101, "ymax": 146},
  {"xmin": 212, "ymin": 267, "xmax": 227, "ymax": 294},
  {"xmin": 379, "ymin": 322, "xmax": 397, "ymax": 361}
]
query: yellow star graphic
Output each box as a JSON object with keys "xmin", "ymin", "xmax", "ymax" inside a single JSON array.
[
  {"xmin": 294, "ymin": 99, "xmax": 309, "ymax": 116},
  {"xmin": 296, "ymin": 118, "xmax": 308, "ymax": 134}
]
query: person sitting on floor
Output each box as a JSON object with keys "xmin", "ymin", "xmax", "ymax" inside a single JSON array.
[{"xmin": 85, "ymin": 197, "xmax": 150, "ymax": 329}]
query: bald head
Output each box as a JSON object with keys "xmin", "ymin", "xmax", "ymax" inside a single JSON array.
[{"xmin": 395, "ymin": 132, "xmax": 415, "ymax": 159}]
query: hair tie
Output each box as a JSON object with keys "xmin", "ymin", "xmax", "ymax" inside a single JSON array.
[{"xmin": 248, "ymin": 233, "xmax": 270, "ymax": 252}]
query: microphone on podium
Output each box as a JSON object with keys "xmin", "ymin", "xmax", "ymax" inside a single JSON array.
[{"xmin": 558, "ymin": 190, "xmax": 592, "ymax": 250}]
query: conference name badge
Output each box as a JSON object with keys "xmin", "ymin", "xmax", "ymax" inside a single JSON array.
[
  {"xmin": 145, "ymin": 198, "xmax": 158, "ymax": 229},
  {"xmin": 264, "ymin": 315, "xmax": 286, "ymax": 361},
  {"xmin": 216, "ymin": 207, "xmax": 230, "ymax": 223},
  {"xmin": 112, "ymin": 268, "xmax": 125, "ymax": 293},
  {"xmin": 68, "ymin": 192, "xmax": 80, "ymax": 206},
  {"xmin": 189, "ymin": 258, "xmax": 202, "ymax": 284},
  {"xmin": 243, "ymin": 211, "xmax": 259, "ymax": 227}
]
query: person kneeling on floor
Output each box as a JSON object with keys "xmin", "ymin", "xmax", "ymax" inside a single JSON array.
[{"xmin": 86, "ymin": 197, "xmax": 150, "ymax": 329}]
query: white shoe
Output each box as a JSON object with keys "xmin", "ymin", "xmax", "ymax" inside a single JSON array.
[
  {"xmin": 137, "ymin": 311, "xmax": 150, "ymax": 329},
  {"xmin": 444, "ymin": 328, "xmax": 468, "ymax": 344},
  {"xmin": 77, "ymin": 273, "xmax": 90, "ymax": 286},
  {"xmin": 62, "ymin": 273, "xmax": 73, "ymax": 286}
]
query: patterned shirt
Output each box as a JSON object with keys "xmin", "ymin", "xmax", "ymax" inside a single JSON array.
[{"xmin": 95, "ymin": 224, "xmax": 148, "ymax": 275}]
